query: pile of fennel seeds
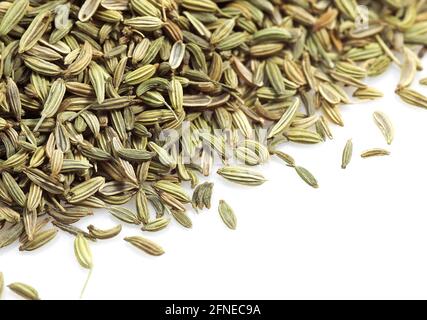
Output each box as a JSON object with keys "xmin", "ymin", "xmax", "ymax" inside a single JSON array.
[{"xmin": 0, "ymin": 0, "xmax": 427, "ymax": 299}]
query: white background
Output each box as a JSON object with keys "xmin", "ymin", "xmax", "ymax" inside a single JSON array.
[{"xmin": 2, "ymin": 64, "xmax": 427, "ymax": 300}]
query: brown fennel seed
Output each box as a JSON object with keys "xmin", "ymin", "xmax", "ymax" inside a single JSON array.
[
  {"xmin": 361, "ymin": 149, "xmax": 391, "ymax": 158},
  {"xmin": 8, "ymin": 282, "xmax": 40, "ymax": 300},
  {"xmin": 87, "ymin": 224, "xmax": 122, "ymax": 240}
]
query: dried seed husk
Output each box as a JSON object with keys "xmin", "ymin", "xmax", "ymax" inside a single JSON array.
[
  {"xmin": 398, "ymin": 47, "xmax": 417, "ymax": 89},
  {"xmin": 79, "ymin": 0, "xmax": 102, "ymax": 22},
  {"xmin": 373, "ymin": 111, "xmax": 394, "ymax": 145},
  {"xmin": 169, "ymin": 41, "xmax": 186, "ymax": 70}
]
